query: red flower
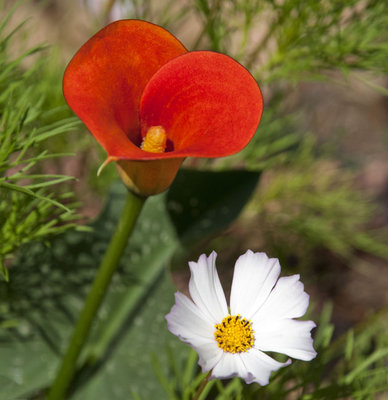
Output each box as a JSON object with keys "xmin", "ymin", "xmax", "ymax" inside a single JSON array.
[{"xmin": 63, "ymin": 20, "xmax": 263, "ymax": 197}]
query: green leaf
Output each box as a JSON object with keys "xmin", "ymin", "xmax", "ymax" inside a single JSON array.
[
  {"xmin": 0, "ymin": 9, "xmax": 80, "ymax": 280},
  {"xmin": 0, "ymin": 169, "xmax": 260, "ymax": 399},
  {"xmin": 167, "ymin": 169, "xmax": 260, "ymax": 245},
  {"xmin": 72, "ymin": 272, "xmax": 186, "ymax": 400}
]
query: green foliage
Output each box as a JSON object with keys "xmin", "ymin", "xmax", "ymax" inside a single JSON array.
[
  {"xmin": 166, "ymin": 169, "xmax": 260, "ymax": 244},
  {"xmin": 190, "ymin": 0, "xmax": 388, "ymax": 85},
  {"xmin": 0, "ymin": 5, "xmax": 81, "ymax": 280},
  {"xmin": 0, "ymin": 169, "xmax": 259, "ymax": 399},
  {"xmin": 261, "ymin": 0, "xmax": 388, "ymax": 83},
  {"xmin": 245, "ymin": 136, "xmax": 388, "ymax": 266}
]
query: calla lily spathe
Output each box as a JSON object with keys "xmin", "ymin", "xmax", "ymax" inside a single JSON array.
[{"xmin": 63, "ymin": 20, "xmax": 263, "ymax": 196}]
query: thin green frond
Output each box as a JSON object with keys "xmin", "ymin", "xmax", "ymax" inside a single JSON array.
[{"xmin": 0, "ymin": 8, "xmax": 82, "ymax": 281}]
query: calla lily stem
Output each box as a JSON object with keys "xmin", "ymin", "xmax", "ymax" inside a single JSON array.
[{"xmin": 48, "ymin": 190, "xmax": 145, "ymax": 400}]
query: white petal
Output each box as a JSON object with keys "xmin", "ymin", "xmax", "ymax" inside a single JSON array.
[
  {"xmin": 252, "ymin": 274, "xmax": 310, "ymax": 323},
  {"xmin": 194, "ymin": 341, "xmax": 224, "ymax": 372},
  {"xmin": 188, "ymin": 252, "xmax": 228, "ymax": 322},
  {"xmin": 254, "ymin": 319, "xmax": 317, "ymax": 361},
  {"xmin": 230, "ymin": 251, "xmax": 281, "ymax": 318},
  {"xmin": 166, "ymin": 292, "xmax": 214, "ymax": 347},
  {"xmin": 240, "ymin": 348, "xmax": 291, "ymax": 385},
  {"xmin": 211, "ymin": 352, "xmax": 248, "ymax": 381}
]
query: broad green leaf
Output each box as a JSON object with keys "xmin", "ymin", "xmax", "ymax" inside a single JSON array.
[
  {"xmin": 167, "ymin": 169, "xmax": 260, "ymax": 244},
  {"xmin": 0, "ymin": 169, "xmax": 260, "ymax": 399},
  {"xmin": 72, "ymin": 272, "xmax": 188, "ymax": 400}
]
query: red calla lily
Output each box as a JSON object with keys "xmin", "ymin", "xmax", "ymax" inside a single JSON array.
[{"xmin": 63, "ymin": 20, "xmax": 263, "ymax": 197}]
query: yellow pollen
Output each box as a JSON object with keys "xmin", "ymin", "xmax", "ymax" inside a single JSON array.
[
  {"xmin": 214, "ymin": 314, "xmax": 254, "ymax": 353},
  {"xmin": 141, "ymin": 126, "xmax": 167, "ymax": 153}
]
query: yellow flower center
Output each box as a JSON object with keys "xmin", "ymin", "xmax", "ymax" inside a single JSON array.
[
  {"xmin": 141, "ymin": 126, "xmax": 167, "ymax": 153},
  {"xmin": 214, "ymin": 314, "xmax": 255, "ymax": 353}
]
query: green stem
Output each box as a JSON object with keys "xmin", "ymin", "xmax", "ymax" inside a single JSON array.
[
  {"xmin": 193, "ymin": 370, "xmax": 212, "ymax": 400},
  {"xmin": 47, "ymin": 190, "xmax": 145, "ymax": 400}
]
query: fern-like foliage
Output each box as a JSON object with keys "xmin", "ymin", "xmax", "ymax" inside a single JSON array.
[
  {"xmin": 244, "ymin": 136, "xmax": 388, "ymax": 267},
  {"xmin": 0, "ymin": 5, "xmax": 82, "ymax": 281},
  {"xmin": 189, "ymin": 0, "xmax": 388, "ymax": 85}
]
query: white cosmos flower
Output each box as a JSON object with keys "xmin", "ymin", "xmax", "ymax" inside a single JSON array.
[{"xmin": 165, "ymin": 250, "xmax": 317, "ymax": 385}]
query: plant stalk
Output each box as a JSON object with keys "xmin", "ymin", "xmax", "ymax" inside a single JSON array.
[
  {"xmin": 193, "ymin": 370, "xmax": 212, "ymax": 400},
  {"xmin": 47, "ymin": 190, "xmax": 145, "ymax": 400}
]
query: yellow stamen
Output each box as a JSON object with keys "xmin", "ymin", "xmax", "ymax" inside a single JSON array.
[
  {"xmin": 141, "ymin": 126, "xmax": 167, "ymax": 153},
  {"xmin": 214, "ymin": 314, "xmax": 254, "ymax": 353}
]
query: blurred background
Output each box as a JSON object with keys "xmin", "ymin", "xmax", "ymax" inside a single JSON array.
[{"xmin": 0, "ymin": 0, "xmax": 387, "ymax": 399}]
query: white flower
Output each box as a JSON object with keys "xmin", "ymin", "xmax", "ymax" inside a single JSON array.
[{"xmin": 165, "ymin": 250, "xmax": 317, "ymax": 385}]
